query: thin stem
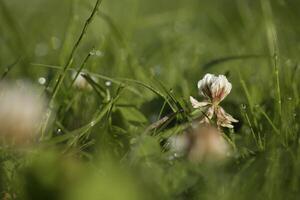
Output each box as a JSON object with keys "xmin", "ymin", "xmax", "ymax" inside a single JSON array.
[
  {"xmin": 261, "ymin": 0, "xmax": 282, "ymax": 123},
  {"xmin": 273, "ymin": 53, "xmax": 282, "ymax": 120},
  {"xmin": 69, "ymin": 52, "xmax": 92, "ymax": 89},
  {"xmin": 41, "ymin": 0, "xmax": 102, "ymax": 139},
  {"xmin": 258, "ymin": 107, "xmax": 280, "ymax": 135},
  {"xmin": 50, "ymin": 0, "xmax": 102, "ymax": 105}
]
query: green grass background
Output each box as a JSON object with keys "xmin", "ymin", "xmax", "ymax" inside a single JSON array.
[{"xmin": 0, "ymin": 0, "xmax": 300, "ymax": 199}]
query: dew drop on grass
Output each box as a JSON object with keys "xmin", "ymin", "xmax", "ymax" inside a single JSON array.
[
  {"xmin": 90, "ymin": 50, "xmax": 103, "ymax": 57},
  {"xmin": 95, "ymin": 50, "xmax": 103, "ymax": 57},
  {"xmin": 288, "ymin": 97, "xmax": 292, "ymax": 101},
  {"xmin": 90, "ymin": 121, "xmax": 95, "ymax": 127},
  {"xmin": 56, "ymin": 129, "xmax": 62, "ymax": 135},
  {"xmin": 38, "ymin": 77, "xmax": 46, "ymax": 85},
  {"xmin": 105, "ymin": 81, "xmax": 112, "ymax": 87}
]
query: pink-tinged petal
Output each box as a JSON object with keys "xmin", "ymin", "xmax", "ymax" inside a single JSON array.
[
  {"xmin": 215, "ymin": 106, "xmax": 238, "ymax": 128},
  {"xmin": 216, "ymin": 117, "xmax": 232, "ymax": 128},
  {"xmin": 200, "ymin": 117, "xmax": 210, "ymax": 124},
  {"xmin": 197, "ymin": 74, "xmax": 214, "ymax": 89},
  {"xmin": 220, "ymin": 122, "xmax": 234, "ymax": 128},
  {"xmin": 210, "ymin": 75, "xmax": 232, "ymax": 102},
  {"xmin": 197, "ymin": 74, "xmax": 217, "ymax": 99},
  {"xmin": 219, "ymin": 107, "xmax": 238, "ymax": 123},
  {"xmin": 190, "ymin": 96, "xmax": 210, "ymax": 108},
  {"xmin": 206, "ymin": 106, "xmax": 214, "ymax": 119}
]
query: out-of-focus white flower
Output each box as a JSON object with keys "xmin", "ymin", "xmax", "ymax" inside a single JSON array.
[
  {"xmin": 169, "ymin": 134, "xmax": 189, "ymax": 154},
  {"xmin": 190, "ymin": 74, "xmax": 238, "ymax": 128},
  {"xmin": 169, "ymin": 125, "xmax": 231, "ymax": 163},
  {"xmin": 0, "ymin": 82, "xmax": 46, "ymax": 145},
  {"xmin": 72, "ymin": 72, "xmax": 93, "ymax": 90}
]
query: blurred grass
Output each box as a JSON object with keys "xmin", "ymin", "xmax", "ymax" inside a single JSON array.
[{"xmin": 0, "ymin": 0, "xmax": 300, "ymax": 199}]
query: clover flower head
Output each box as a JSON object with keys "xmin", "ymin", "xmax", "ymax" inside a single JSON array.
[
  {"xmin": 0, "ymin": 82, "xmax": 46, "ymax": 145},
  {"xmin": 169, "ymin": 125, "xmax": 231, "ymax": 163},
  {"xmin": 72, "ymin": 72, "xmax": 98, "ymax": 90},
  {"xmin": 190, "ymin": 74, "xmax": 238, "ymax": 128}
]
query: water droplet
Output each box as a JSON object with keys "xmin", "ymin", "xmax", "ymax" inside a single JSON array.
[
  {"xmin": 90, "ymin": 121, "xmax": 95, "ymax": 127},
  {"xmin": 90, "ymin": 50, "xmax": 103, "ymax": 57},
  {"xmin": 38, "ymin": 77, "xmax": 46, "ymax": 85},
  {"xmin": 56, "ymin": 128, "xmax": 62, "ymax": 135},
  {"xmin": 288, "ymin": 97, "xmax": 292, "ymax": 101},
  {"xmin": 105, "ymin": 81, "xmax": 112, "ymax": 87},
  {"xmin": 95, "ymin": 50, "xmax": 103, "ymax": 57},
  {"xmin": 294, "ymin": 113, "xmax": 297, "ymax": 117}
]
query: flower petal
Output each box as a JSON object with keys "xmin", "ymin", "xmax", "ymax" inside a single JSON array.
[
  {"xmin": 206, "ymin": 106, "xmax": 214, "ymax": 119},
  {"xmin": 215, "ymin": 106, "xmax": 238, "ymax": 128},
  {"xmin": 220, "ymin": 122, "xmax": 234, "ymax": 128},
  {"xmin": 197, "ymin": 74, "xmax": 217, "ymax": 99},
  {"xmin": 211, "ymin": 75, "xmax": 232, "ymax": 102},
  {"xmin": 222, "ymin": 107, "xmax": 238, "ymax": 122},
  {"xmin": 199, "ymin": 106, "xmax": 214, "ymax": 124},
  {"xmin": 190, "ymin": 96, "xmax": 210, "ymax": 108}
]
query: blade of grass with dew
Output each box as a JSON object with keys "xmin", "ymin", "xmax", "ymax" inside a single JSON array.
[
  {"xmin": 50, "ymin": 0, "xmax": 102, "ymax": 103},
  {"xmin": 257, "ymin": 106, "xmax": 280, "ymax": 135},
  {"xmin": 82, "ymin": 73, "xmax": 107, "ymax": 99},
  {"xmin": 40, "ymin": 0, "xmax": 103, "ymax": 139},
  {"xmin": 69, "ymin": 51, "xmax": 92, "ymax": 89},
  {"xmin": 41, "ymin": 101, "xmax": 113, "ymax": 146},
  {"xmin": 31, "ymin": 63, "xmax": 147, "ymax": 98},
  {"xmin": 261, "ymin": 0, "xmax": 282, "ymax": 125}
]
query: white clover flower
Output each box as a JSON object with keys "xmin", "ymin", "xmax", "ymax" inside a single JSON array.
[
  {"xmin": 187, "ymin": 125, "xmax": 231, "ymax": 163},
  {"xmin": 0, "ymin": 82, "xmax": 46, "ymax": 145},
  {"xmin": 169, "ymin": 125, "xmax": 231, "ymax": 163},
  {"xmin": 190, "ymin": 74, "xmax": 238, "ymax": 128},
  {"xmin": 72, "ymin": 72, "xmax": 97, "ymax": 90},
  {"xmin": 72, "ymin": 72, "xmax": 89, "ymax": 90}
]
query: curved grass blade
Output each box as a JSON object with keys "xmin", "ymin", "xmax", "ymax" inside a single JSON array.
[
  {"xmin": 1, "ymin": 58, "xmax": 20, "ymax": 81},
  {"xmin": 202, "ymin": 54, "xmax": 266, "ymax": 69},
  {"xmin": 50, "ymin": 0, "xmax": 103, "ymax": 104},
  {"xmin": 41, "ymin": 101, "xmax": 113, "ymax": 146}
]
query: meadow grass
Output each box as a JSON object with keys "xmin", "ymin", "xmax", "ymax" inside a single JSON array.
[{"xmin": 0, "ymin": 0, "xmax": 300, "ymax": 199}]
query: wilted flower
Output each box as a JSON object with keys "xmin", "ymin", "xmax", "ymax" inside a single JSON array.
[
  {"xmin": 169, "ymin": 124, "xmax": 231, "ymax": 163},
  {"xmin": 190, "ymin": 73, "xmax": 238, "ymax": 128},
  {"xmin": 0, "ymin": 82, "xmax": 46, "ymax": 145}
]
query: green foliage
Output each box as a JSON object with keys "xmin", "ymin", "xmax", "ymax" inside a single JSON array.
[{"xmin": 0, "ymin": 0, "xmax": 300, "ymax": 199}]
